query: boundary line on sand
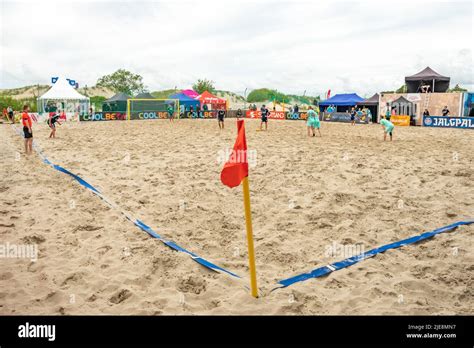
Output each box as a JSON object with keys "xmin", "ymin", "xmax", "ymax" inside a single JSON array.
[
  {"xmin": 11, "ymin": 125, "xmax": 241, "ymax": 280},
  {"xmin": 272, "ymin": 220, "xmax": 473, "ymax": 290},
  {"xmin": 10, "ymin": 125, "xmax": 473, "ymax": 295}
]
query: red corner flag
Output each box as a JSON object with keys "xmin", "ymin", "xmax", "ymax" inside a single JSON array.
[{"xmin": 220, "ymin": 119, "xmax": 248, "ymax": 188}]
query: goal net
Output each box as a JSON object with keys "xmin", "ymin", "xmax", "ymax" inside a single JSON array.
[{"xmin": 127, "ymin": 99, "xmax": 180, "ymax": 120}]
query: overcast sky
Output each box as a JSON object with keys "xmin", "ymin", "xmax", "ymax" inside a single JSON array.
[{"xmin": 1, "ymin": 0, "xmax": 472, "ymax": 97}]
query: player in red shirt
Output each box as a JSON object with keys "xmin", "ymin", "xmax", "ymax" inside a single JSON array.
[{"xmin": 21, "ymin": 105, "xmax": 33, "ymax": 155}]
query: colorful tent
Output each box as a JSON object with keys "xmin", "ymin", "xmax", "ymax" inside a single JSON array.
[
  {"xmin": 37, "ymin": 77, "xmax": 89, "ymax": 115},
  {"xmin": 169, "ymin": 92, "xmax": 200, "ymax": 108},
  {"xmin": 181, "ymin": 89, "xmax": 200, "ymax": 99},
  {"xmin": 319, "ymin": 93, "xmax": 364, "ymax": 106},
  {"xmin": 197, "ymin": 91, "xmax": 227, "ymax": 105}
]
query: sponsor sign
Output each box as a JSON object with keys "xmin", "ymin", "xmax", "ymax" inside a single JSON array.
[
  {"xmin": 322, "ymin": 112, "xmax": 369, "ymax": 124},
  {"xmin": 286, "ymin": 112, "xmax": 309, "ymax": 120},
  {"xmin": 390, "ymin": 115, "xmax": 410, "ymax": 126},
  {"xmin": 423, "ymin": 116, "xmax": 474, "ymax": 129},
  {"xmin": 246, "ymin": 110, "xmax": 286, "ymax": 119},
  {"xmin": 79, "ymin": 112, "xmax": 127, "ymax": 121}
]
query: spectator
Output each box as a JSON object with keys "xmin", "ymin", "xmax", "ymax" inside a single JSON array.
[
  {"xmin": 7, "ymin": 106, "xmax": 14, "ymax": 123},
  {"xmin": 442, "ymin": 106, "xmax": 450, "ymax": 116},
  {"xmin": 423, "ymin": 109, "xmax": 430, "ymax": 117}
]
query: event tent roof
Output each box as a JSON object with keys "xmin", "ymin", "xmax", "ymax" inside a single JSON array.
[
  {"xmin": 197, "ymin": 91, "xmax": 226, "ymax": 105},
  {"xmin": 134, "ymin": 92, "xmax": 155, "ymax": 99},
  {"xmin": 392, "ymin": 96, "xmax": 412, "ymax": 104},
  {"xmin": 357, "ymin": 93, "xmax": 379, "ymax": 105},
  {"xmin": 169, "ymin": 93, "xmax": 200, "ymax": 107},
  {"xmin": 405, "ymin": 66, "xmax": 450, "ymax": 81},
  {"xmin": 38, "ymin": 77, "xmax": 89, "ymax": 100},
  {"xmin": 105, "ymin": 92, "xmax": 130, "ymax": 102},
  {"xmin": 319, "ymin": 93, "xmax": 364, "ymax": 106},
  {"xmin": 181, "ymin": 89, "xmax": 200, "ymax": 98},
  {"xmin": 405, "ymin": 67, "xmax": 450, "ymax": 93}
]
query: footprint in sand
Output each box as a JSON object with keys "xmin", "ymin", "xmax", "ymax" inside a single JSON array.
[{"xmin": 109, "ymin": 289, "xmax": 132, "ymax": 304}]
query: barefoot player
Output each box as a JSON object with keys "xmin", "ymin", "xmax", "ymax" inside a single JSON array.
[
  {"xmin": 380, "ymin": 115, "xmax": 394, "ymax": 141},
  {"xmin": 306, "ymin": 106, "xmax": 321, "ymax": 137},
  {"xmin": 217, "ymin": 108, "xmax": 225, "ymax": 129},
  {"xmin": 260, "ymin": 104, "xmax": 268, "ymax": 131},
  {"xmin": 21, "ymin": 105, "xmax": 33, "ymax": 154}
]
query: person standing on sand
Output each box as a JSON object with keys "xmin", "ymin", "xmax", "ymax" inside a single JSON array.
[
  {"xmin": 260, "ymin": 104, "xmax": 269, "ymax": 131},
  {"xmin": 306, "ymin": 106, "xmax": 321, "ymax": 137},
  {"xmin": 47, "ymin": 111, "xmax": 62, "ymax": 138},
  {"xmin": 7, "ymin": 106, "xmax": 14, "ymax": 123},
  {"xmin": 167, "ymin": 103, "xmax": 174, "ymax": 122},
  {"xmin": 21, "ymin": 105, "xmax": 33, "ymax": 154},
  {"xmin": 236, "ymin": 108, "xmax": 243, "ymax": 120},
  {"xmin": 380, "ymin": 115, "xmax": 394, "ymax": 142},
  {"xmin": 350, "ymin": 107, "xmax": 356, "ymax": 125},
  {"xmin": 217, "ymin": 108, "xmax": 225, "ymax": 129}
]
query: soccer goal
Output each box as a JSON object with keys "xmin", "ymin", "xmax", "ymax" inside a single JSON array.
[{"xmin": 126, "ymin": 98, "xmax": 180, "ymax": 120}]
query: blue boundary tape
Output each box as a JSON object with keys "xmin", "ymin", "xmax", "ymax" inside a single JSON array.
[
  {"xmin": 11, "ymin": 125, "xmax": 473, "ymax": 293},
  {"xmin": 11, "ymin": 125, "xmax": 240, "ymax": 279},
  {"xmin": 273, "ymin": 220, "xmax": 474, "ymax": 289}
]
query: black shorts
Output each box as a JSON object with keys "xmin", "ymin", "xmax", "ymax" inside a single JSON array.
[
  {"xmin": 350, "ymin": 116, "xmax": 355, "ymax": 121},
  {"xmin": 261, "ymin": 116, "xmax": 268, "ymax": 123},
  {"xmin": 23, "ymin": 126, "xmax": 33, "ymax": 138},
  {"xmin": 218, "ymin": 116, "xmax": 224, "ymax": 122}
]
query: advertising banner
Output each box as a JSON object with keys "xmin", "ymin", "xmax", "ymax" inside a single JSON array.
[
  {"xmin": 246, "ymin": 110, "xmax": 286, "ymax": 120},
  {"xmin": 390, "ymin": 115, "xmax": 411, "ymax": 126},
  {"xmin": 79, "ymin": 112, "xmax": 128, "ymax": 121},
  {"xmin": 322, "ymin": 112, "xmax": 369, "ymax": 124},
  {"xmin": 423, "ymin": 116, "xmax": 474, "ymax": 129},
  {"xmin": 286, "ymin": 112, "xmax": 308, "ymax": 120}
]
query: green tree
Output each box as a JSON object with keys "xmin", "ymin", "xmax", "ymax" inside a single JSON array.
[
  {"xmin": 192, "ymin": 79, "xmax": 215, "ymax": 94},
  {"xmin": 90, "ymin": 96, "xmax": 107, "ymax": 111},
  {"xmin": 247, "ymin": 88, "xmax": 290, "ymax": 103},
  {"xmin": 448, "ymin": 84, "xmax": 467, "ymax": 92},
  {"xmin": 96, "ymin": 69, "xmax": 146, "ymax": 96},
  {"xmin": 0, "ymin": 96, "xmax": 36, "ymax": 112},
  {"xmin": 396, "ymin": 84, "xmax": 407, "ymax": 93}
]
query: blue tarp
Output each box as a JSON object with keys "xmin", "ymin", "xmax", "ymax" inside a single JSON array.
[
  {"xmin": 169, "ymin": 93, "xmax": 200, "ymax": 109},
  {"xmin": 319, "ymin": 93, "xmax": 365, "ymax": 106}
]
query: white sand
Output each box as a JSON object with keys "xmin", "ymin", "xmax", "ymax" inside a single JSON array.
[{"xmin": 0, "ymin": 119, "xmax": 472, "ymax": 314}]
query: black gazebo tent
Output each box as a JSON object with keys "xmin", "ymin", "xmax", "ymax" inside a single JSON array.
[
  {"xmin": 134, "ymin": 92, "xmax": 155, "ymax": 99},
  {"xmin": 405, "ymin": 66, "xmax": 450, "ymax": 93},
  {"xmin": 356, "ymin": 93, "xmax": 379, "ymax": 123},
  {"xmin": 102, "ymin": 92, "xmax": 130, "ymax": 112}
]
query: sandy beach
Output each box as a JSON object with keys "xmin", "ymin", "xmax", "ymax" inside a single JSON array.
[{"xmin": 0, "ymin": 119, "xmax": 473, "ymax": 315}]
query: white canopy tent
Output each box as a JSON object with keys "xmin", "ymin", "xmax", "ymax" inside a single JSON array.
[{"xmin": 37, "ymin": 77, "xmax": 89, "ymax": 116}]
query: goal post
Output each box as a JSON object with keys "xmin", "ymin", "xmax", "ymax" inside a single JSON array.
[{"xmin": 126, "ymin": 98, "xmax": 180, "ymax": 121}]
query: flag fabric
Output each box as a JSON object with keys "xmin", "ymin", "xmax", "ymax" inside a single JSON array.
[
  {"xmin": 220, "ymin": 120, "xmax": 248, "ymax": 188},
  {"xmin": 327, "ymin": 89, "xmax": 331, "ymax": 99}
]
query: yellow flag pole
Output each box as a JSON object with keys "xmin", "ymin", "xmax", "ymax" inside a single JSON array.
[{"xmin": 242, "ymin": 176, "xmax": 258, "ymax": 298}]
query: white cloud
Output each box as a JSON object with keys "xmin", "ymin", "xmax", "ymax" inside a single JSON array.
[{"xmin": 0, "ymin": 0, "xmax": 472, "ymax": 96}]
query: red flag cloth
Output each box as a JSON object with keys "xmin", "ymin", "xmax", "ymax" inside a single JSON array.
[
  {"xmin": 220, "ymin": 120, "xmax": 248, "ymax": 188},
  {"xmin": 327, "ymin": 89, "xmax": 331, "ymax": 99}
]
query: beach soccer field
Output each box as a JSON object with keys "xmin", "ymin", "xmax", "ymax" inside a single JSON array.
[{"xmin": 0, "ymin": 119, "xmax": 472, "ymax": 315}]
